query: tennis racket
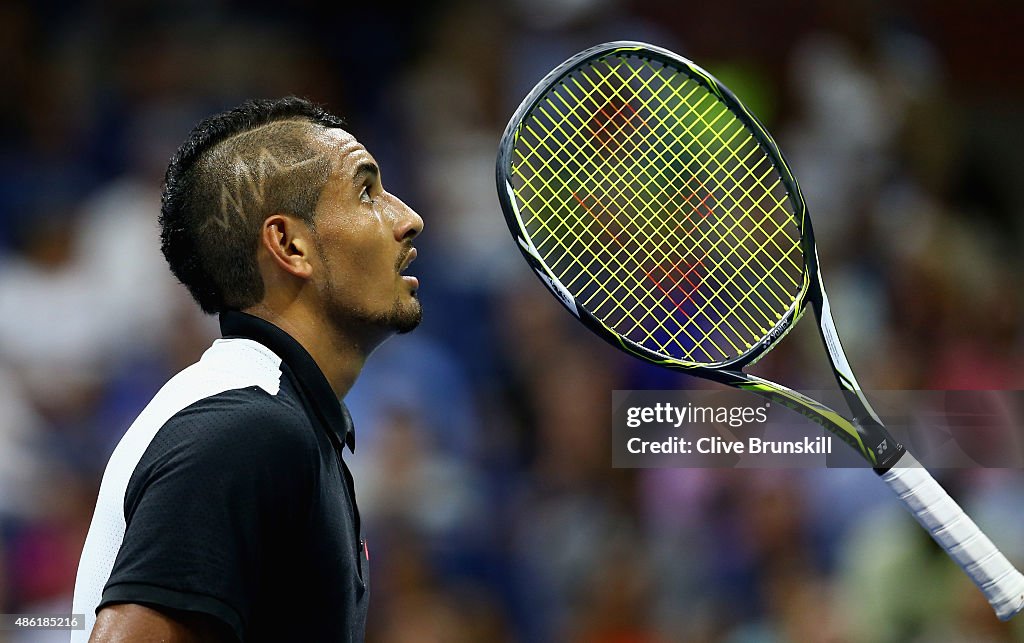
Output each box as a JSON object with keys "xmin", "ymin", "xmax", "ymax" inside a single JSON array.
[{"xmin": 495, "ymin": 41, "xmax": 1024, "ymax": 620}]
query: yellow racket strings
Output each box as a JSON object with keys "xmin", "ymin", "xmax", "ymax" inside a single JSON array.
[{"xmin": 510, "ymin": 53, "xmax": 804, "ymax": 365}]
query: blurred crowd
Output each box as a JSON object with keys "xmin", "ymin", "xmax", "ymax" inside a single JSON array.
[{"xmin": 1, "ymin": 0, "xmax": 1022, "ymax": 641}]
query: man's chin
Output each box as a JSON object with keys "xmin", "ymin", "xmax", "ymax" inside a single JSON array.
[
  {"xmin": 393, "ymin": 300, "xmax": 422, "ymax": 335},
  {"xmin": 338, "ymin": 298, "xmax": 421, "ymax": 337}
]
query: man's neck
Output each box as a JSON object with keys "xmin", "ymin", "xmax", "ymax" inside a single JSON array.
[{"xmin": 241, "ymin": 304, "xmax": 373, "ymax": 399}]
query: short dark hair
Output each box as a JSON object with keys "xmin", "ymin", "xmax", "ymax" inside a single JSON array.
[{"xmin": 160, "ymin": 97, "xmax": 346, "ymax": 314}]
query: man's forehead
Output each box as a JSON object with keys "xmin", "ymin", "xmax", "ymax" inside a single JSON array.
[{"xmin": 314, "ymin": 127, "xmax": 375, "ymax": 175}]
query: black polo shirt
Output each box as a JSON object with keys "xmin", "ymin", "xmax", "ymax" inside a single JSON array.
[{"xmin": 71, "ymin": 311, "xmax": 368, "ymax": 642}]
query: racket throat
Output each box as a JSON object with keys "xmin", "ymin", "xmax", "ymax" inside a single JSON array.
[{"xmin": 810, "ymin": 279, "xmax": 905, "ymax": 469}]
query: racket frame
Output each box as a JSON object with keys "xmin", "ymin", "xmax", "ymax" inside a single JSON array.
[{"xmin": 496, "ymin": 41, "xmax": 903, "ymax": 468}]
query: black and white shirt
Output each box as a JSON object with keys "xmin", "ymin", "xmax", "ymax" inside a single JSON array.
[{"xmin": 71, "ymin": 311, "xmax": 368, "ymax": 642}]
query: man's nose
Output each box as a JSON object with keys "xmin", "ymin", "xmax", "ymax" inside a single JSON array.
[{"xmin": 393, "ymin": 197, "xmax": 423, "ymax": 242}]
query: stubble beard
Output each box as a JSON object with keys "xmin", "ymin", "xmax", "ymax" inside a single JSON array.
[
  {"xmin": 314, "ymin": 232, "xmax": 422, "ymax": 338},
  {"xmin": 320, "ymin": 267, "xmax": 422, "ymax": 338},
  {"xmin": 377, "ymin": 294, "xmax": 422, "ymax": 335},
  {"xmin": 331, "ymin": 292, "xmax": 421, "ymax": 336}
]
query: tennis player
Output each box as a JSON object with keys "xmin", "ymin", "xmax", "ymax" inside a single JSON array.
[{"xmin": 70, "ymin": 97, "xmax": 423, "ymax": 642}]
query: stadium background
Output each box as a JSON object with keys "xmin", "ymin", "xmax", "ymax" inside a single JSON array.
[{"xmin": 0, "ymin": 0, "xmax": 1022, "ymax": 641}]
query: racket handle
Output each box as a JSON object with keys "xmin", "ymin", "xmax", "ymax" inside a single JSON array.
[{"xmin": 880, "ymin": 451, "xmax": 1024, "ymax": 620}]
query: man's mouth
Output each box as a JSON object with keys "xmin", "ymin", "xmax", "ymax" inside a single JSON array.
[
  {"xmin": 398, "ymin": 247, "xmax": 417, "ymax": 274},
  {"xmin": 399, "ymin": 247, "xmax": 419, "ymax": 290}
]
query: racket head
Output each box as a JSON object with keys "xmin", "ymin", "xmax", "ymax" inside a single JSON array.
[{"xmin": 497, "ymin": 41, "xmax": 820, "ymax": 374}]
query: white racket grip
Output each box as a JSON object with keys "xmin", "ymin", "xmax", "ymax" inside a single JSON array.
[{"xmin": 880, "ymin": 451, "xmax": 1024, "ymax": 620}]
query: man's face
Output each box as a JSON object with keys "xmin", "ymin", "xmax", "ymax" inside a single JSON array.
[{"xmin": 310, "ymin": 128, "xmax": 423, "ymax": 337}]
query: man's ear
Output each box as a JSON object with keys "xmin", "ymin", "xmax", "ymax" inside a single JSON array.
[{"xmin": 259, "ymin": 214, "xmax": 314, "ymax": 279}]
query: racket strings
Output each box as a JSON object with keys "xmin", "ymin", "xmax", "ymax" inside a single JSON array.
[
  {"xmin": 573, "ymin": 63, "xmax": 801, "ymax": 333},
  {"xmin": 520, "ymin": 60, "xmax": 790, "ymax": 348},
  {"xmin": 588, "ymin": 57, "xmax": 802, "ymax": 289},
  {"xmin": 515, "ymin": 75, "xmax": 783, "ymax": 361},
  {"xmin": 518, "ymin": 81, "xmax": 749, "ymax": 349},
  {"xmin": 510, "ymin": 53, "xmax": 804, "ymax": 365}
]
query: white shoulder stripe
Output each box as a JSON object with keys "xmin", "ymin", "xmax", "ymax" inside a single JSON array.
[{"xmin": 71, "ymin": 339, "xmax": 282, "ymax": 641}]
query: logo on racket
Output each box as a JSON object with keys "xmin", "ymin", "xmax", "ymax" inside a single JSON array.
[
  {"xmin": 762, "ymin": 318, "xmax": 790, "ymax": 348},
  {"xmin": 534, "ymin": 268, "xmax": 578, "ymax": 317}
]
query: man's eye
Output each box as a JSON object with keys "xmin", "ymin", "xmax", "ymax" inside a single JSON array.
[{"xmin": 360, "ymin": 186, "xmax": 372, "ymax": 203}]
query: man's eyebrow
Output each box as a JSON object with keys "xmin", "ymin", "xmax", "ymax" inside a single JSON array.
[{"xmin": 352, "ymin": 161, "xmax": 379, "ymax": 184}]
